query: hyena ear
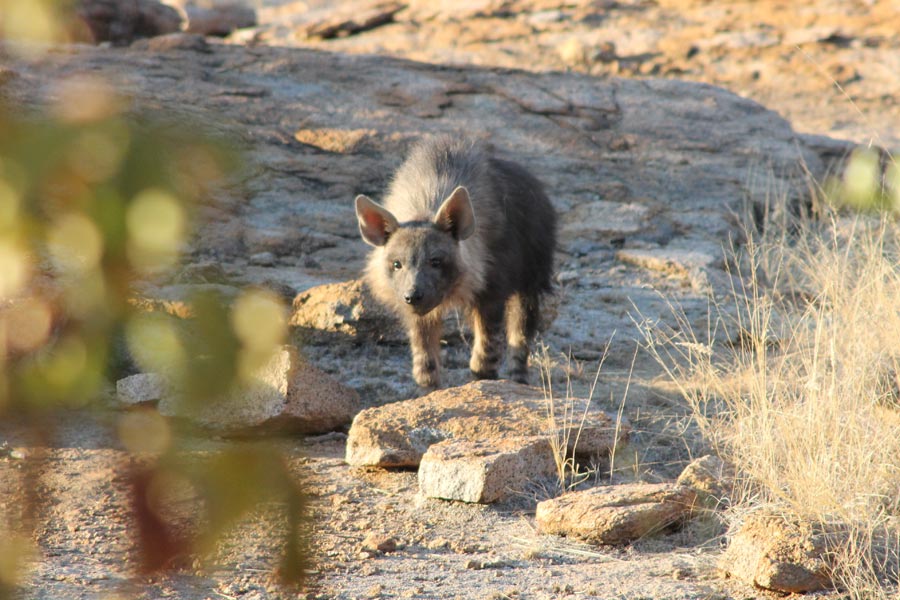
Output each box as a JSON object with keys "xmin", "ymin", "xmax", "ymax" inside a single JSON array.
[
  {"xmin": 355, "ymin": 195, "xmax": 399, "ymax": 247},
  {"xmin": 434, "ymin": 186, "xmax": 475, "ymax": 241}
]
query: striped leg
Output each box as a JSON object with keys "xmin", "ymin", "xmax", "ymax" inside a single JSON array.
[
  {"xmin": 408, "ymin": 314, "xmax": 442, "ymax": 389},
  {"xmin": 506, "ymin": 293, "xmax": 539, "ymax": 384},
  {"xmin": 470, "ymin": 300, "xmax": 506, "ymax": 380}
]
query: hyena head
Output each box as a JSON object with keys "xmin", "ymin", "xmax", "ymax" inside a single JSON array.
[{"xmin": 355, "ymin": 186, "xmax": 475, "ymax": 317}]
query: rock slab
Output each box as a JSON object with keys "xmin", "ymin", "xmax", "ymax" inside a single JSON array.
[
  {"xmin": 418, "ymin": 436, "xmax": 556, "ymax": 504},
  {"xmin": 535, "ymin": 483, "xmax": 698, "ymax": 545},
  {"xmin": 346, "ymin": 380, "xmax": 629, "ymax": 468}
]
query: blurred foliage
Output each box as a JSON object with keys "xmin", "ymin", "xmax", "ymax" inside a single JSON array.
[
  {"xmin": 0, "ymin": 0, "xmax": 83, "ymax": 55},
  {"xmin": 0, "ymin": 56, "xmax": 308, "ymax": 599},
  {"xmin": 827, "ymin": 147, "xmax": 900, "ymax": 214}
]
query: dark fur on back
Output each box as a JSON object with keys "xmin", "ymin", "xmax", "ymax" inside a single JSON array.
[{"xmin": 355, "ymin": 136, "xmax": 557, "ymax": 388}]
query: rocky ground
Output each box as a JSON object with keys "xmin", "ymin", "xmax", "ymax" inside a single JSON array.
[
  {"xmin": 1, "ymin": 1, "xmax": 897, "ymax": 599},
  {"xmin": 244, "ymin": 0, "xmax": 900, "ymax": 151}
]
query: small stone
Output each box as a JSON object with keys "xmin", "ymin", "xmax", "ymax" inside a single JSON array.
[
  {"xmin": 116, "ymin": 373, "xmax": 168, "ymax": 405},
  {"xmin": 558, "ymin": 37, "xmax": 589, "ymax": 67},
  {"xmin": 249, "ymin": 251, "xmax": 276, "ymax": 266},
  {"xmin": 294, "ymin": 128, "xmax": 376, "ymax": 154},
  {"xmin": 425, "ymin": 537, "xmax": 449, "ymax": 550},
  {"xmin": 362, "ymin": 533, "xmax": 397, "ymax": 554}
]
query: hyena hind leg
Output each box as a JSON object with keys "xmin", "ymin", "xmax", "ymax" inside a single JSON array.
[
  {"xmin": 506, "ymin": 293, "xmax": 541, "ymax": 384},
  {"xmin": 470, "ymin": 300, "xmax": 506, "ymax": 380},
  {"xmin": 409, "ymin": 315, "xmax": 443, "ymax": 389}
]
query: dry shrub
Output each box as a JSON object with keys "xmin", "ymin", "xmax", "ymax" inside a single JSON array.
[{"xmin": 640, "ymin": 166, "xmax": 900, "ymax": 597}]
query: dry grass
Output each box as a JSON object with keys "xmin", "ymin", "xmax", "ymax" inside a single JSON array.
[
  {"xmin": 639, "ymin": 180, "xmax": 900, "ymax": 596},
  {"xmin": 535, "ymin": 338, "xmax": 637, "ymax": 495}
]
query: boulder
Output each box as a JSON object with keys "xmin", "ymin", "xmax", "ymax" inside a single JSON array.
[
  {"xmin": 720, "ymin": 510, "xmax": 839, "ymax": 593},
  {"xmin": 676, "ymin": 454, "xmax": 736, "ymax": 510},
  {"xmin": 346, "ymin": 379, "xmax": 629, "ymax": 467},
  {"xmin": 125, "ymin": 347, "xmax": 359, "ymax": 433},
  {"xmin": 535, "ymin": 483, "xmax": 698, "ymax": 545},
  {"xmin": 290, "ymin": 279, "xmax": 405, "ymax": 343},
  {"xmin": 418, "ymin": 436, "xmax": 556, "ymax": 504},
  {"xmin": 76, "ymin": 0, "xmax": 183, "ymax": 44},
  {"xmin": 157, "ymin": 347, "xmax": 293, "ymax": 429},
  {"xmin": 283, "ymin": 359, "xmax": 361, "ymax": 434}
]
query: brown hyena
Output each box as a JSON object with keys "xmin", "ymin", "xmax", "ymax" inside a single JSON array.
[{"xmin": 354, "ymin": 136, "xmax": 557, "ymax": 388}]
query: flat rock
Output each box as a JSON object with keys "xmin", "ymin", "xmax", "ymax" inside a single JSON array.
[
  {"xmin": 346, "ymin": 380, "xmax": 629, "ymax": 467},
  {"xmin": 616, "ymin": 247, "xmax": 721, "ymax": 275},
  {"xmin": 535, "ymin": 482, "xmax": 698, "ymax": 545},
  {"xmin": 720, "ymin": 510, "xmax": 838, "ymax": 593},
  {"xmin": 561, "ymin": 201, "xmax": 655, "ymax": 241},
  {"xmin": 302, "ymin": 1, "xmax": 404, "ymax": 40},
  {"xmin": 182, "ymin": 4, "xmax": 256, "ymax": 36},
  {"xmin": 418, "ymin": 436, "xmax": 556, "ymax": 504}
]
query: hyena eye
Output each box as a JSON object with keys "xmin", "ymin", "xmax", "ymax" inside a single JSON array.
[
  {"xmin": 430, "ymin": 257, "xmax": 442, "ymax": 268},
  {"xmin": 391, "ymin": 260, "xmax": 402, "ymax": 271}
]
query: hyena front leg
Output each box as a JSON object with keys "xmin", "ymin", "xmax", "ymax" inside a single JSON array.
[
  {"xmin": 506, "ymin": 293, "xmax": 541, "ymax": 384},
  {"xmin": 470, "ymin": 300, "xmax": 506, "ymax": 380},
  {"xmin": 408, "ymin": 314, "xmax": 443, "ymax": 389}
]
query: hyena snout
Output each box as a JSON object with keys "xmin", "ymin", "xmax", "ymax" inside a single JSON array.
[{"xmin": 403, "ymin": 288, "xmax": 424, "ymax": 305}]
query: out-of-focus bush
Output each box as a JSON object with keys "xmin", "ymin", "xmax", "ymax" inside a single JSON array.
[{"xmin": 0, "ymin": 37, "xmax": 308, "ymax": 598}]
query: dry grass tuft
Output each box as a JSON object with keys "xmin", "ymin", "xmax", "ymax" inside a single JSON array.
[{"xmin": 639, "ymin": 173, "xmax": 900, "ymax": 596}]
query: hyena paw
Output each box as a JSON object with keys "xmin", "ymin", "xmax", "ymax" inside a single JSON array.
[
  {"xmin": 413, "ymin": 368, "xmax": 440, "ymax": 389},
  {"xmin": 470, "ymin": 367, "xmax": 499, "ymax": 381},
  {"xmin": 509, "ymin": 369, "xmax": 528, "ymax": 384}
]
